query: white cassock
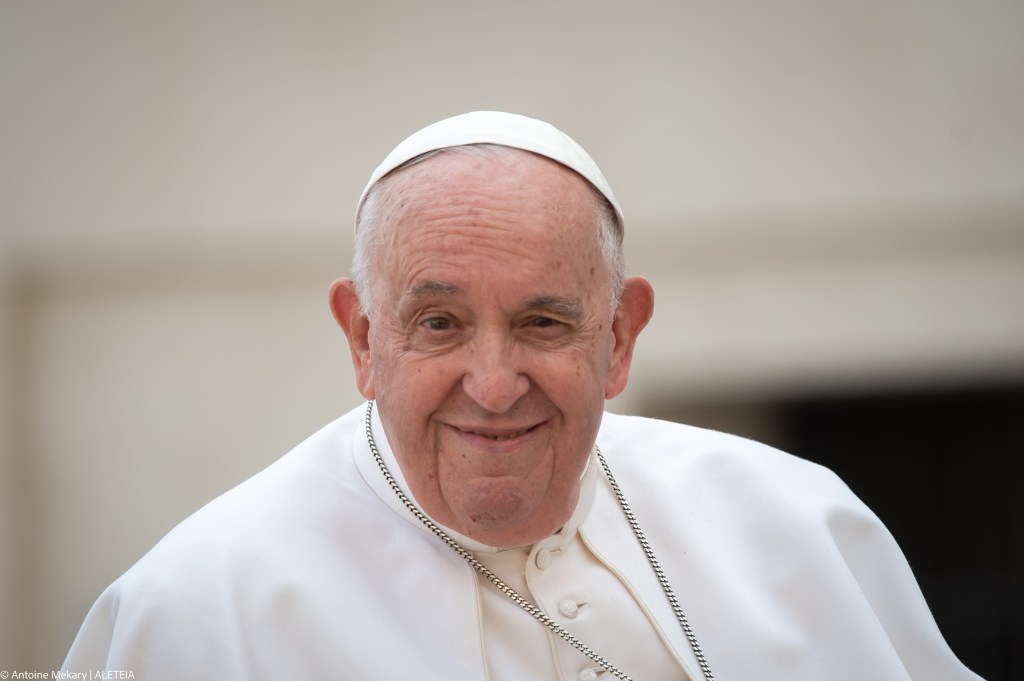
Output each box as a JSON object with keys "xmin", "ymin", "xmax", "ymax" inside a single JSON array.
[{"xmin": 64, "ymin": 404, "xmax": 982, "ymax": 680}]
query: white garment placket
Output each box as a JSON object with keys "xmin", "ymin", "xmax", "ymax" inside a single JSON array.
[{"xmin": 525, "ymin": 528, "xmax": 686, "ymax": 681}]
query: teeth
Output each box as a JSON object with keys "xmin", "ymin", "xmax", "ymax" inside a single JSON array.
[{"xmin": 478, "ymin": 429, "xmax": 528, "ymax": 441}]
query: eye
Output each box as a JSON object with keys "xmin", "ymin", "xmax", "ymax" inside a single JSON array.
[
  {"xmin": 422, "ymin": 316, "xmax": 454, "ymax": 331},
  {"xmin": 523, "ymin": 316, "xmax": 570, "ymax": 337}
]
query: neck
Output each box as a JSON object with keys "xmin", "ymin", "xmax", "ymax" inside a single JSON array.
[{"xmin": 435, "ymin": 502, "xmax": 577, "ymax": 551}]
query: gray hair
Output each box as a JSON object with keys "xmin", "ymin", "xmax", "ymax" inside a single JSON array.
[{"xmin": 352, "ymin": 144, "xmax": 625, "ymax": 318}]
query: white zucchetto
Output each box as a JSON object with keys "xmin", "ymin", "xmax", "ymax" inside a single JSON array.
[{"xmin": 357, "ymin": 111, "xmax": 623, "ymax": 230}]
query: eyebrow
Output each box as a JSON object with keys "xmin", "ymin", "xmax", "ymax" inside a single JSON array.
[
  {"xmin": 401, "ymin": 283, "xmax": 583, "ymax": 319},
  {"xmin": 525, "ymin": 296, "xmax": 583, "ymax": 320},
  {"xmin": 404, "ymin": 281, "xmax": 460, "ymax": 298}
]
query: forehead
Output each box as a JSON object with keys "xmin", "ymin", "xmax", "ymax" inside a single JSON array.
[
  {"xmin": 384, "ymin": 147, "xmax": 594, "ymax": 215},
  {"xmin": 384, "ymin": 150, "xmax": 599, "ymax": 246},
  {"xmin": 372, "ymin": 151, "xmax": 608, "ymax": 299}
]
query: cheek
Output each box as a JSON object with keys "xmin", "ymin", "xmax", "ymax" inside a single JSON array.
[
  {"xmin": 552, "ymin": 344, "xmax": 611, "ymax": 392},
  {"xmin": 377, "ymin": 350, "xmax": 460, "ymax": 413}
]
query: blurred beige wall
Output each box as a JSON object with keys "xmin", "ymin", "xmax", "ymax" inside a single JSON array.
[{"xmin": 2, "ymin": 0, "xmax": 1023, "ymax": 671}]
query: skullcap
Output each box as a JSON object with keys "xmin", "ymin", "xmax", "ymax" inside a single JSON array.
[{"xmin": 357, "ymin": 111, "xmax": 623, "ymax": 229}]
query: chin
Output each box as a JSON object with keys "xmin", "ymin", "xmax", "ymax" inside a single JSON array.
[{"xmin": 453, "ymin": 483, "xmax": 539, "ymax": 530}]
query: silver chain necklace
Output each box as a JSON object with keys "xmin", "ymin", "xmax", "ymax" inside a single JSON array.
[{"xmin": 363, "ymin": 401, "xmax": 715, "ymax": 681}]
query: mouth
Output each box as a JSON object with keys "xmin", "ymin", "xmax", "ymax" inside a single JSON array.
[
  {"xmin": 468, "ymin": 428, "xmax": 531, "ymax": 442},
  {"xmin": 454, "ymin": 422, "xmax": 545, "ymax": 443}
]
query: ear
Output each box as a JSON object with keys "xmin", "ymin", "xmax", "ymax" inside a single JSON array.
[
  {"xmin": 604, "ymin": 276, "xmax": 655, "ymax": 400},
  {"xmin": 328, "ymin": 278, "xmax": 375, "ymax": 399}
]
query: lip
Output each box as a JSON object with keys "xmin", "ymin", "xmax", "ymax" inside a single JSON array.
[{"xmin": 447, "ymin": 420, "xmax": 548, "ymax": 448}]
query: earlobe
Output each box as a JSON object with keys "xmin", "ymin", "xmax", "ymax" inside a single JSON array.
[
  {"xmin": 328, "ymin": 278, "xmax": 375, "ymax": 399},
  {"xmin": 604, "ymin": 277, "xmax": 655, "ymax": 400}
]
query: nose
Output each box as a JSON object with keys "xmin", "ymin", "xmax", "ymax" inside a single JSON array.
[{"xmin": 461, "ymin": 332, "xmax": 530, "ymax": 414}]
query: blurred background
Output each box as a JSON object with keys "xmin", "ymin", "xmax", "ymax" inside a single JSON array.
[{"xmin": 1, "ymin": 0, "xmax": 1021, "ymax": 678}]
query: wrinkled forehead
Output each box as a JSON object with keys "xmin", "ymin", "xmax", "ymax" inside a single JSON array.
[{"xmin": 356, "ymin": 111, "xmax": 624, "ymax": 231}]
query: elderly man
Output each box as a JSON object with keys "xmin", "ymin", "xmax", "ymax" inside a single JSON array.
[{"xmin": 65, "ymin": 112, "xmax": 981, "ymax": 680}]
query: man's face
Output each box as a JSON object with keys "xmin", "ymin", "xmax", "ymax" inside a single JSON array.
[{"xmin": 340, "ymin": 151, "xmax": 641, "ymax": 547}]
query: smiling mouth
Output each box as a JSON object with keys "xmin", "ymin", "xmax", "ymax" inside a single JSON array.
[
  {"xmin": 458, "ymin": 423, "xmax": 541, "ymax": 442},
  {"xmin": 472, "ymin": 429, "xmax": 530, "ymax": 441}
]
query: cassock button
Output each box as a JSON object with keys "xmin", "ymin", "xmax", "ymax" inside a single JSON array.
[
  {"xmin": 535, "ymin": 548, "xmax": 553, "ymax": 569},
  {"xmin": 558, "ymin": 599, "xmax": 580, "ymax": 618},
  {"xmin": 578, "ymin": 669, "xmax": 600, "ymax": 681}
]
